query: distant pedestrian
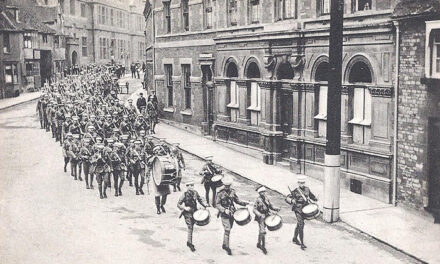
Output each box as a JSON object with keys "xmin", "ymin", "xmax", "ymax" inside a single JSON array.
[{"xmin": 136, "ymin": 93, "xmax": 147, "ymax": 113}]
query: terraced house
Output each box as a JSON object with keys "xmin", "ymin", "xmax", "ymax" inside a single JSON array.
[{"xmin": 145, "ymin": 0, "xmax": 402, "ymax": 205}]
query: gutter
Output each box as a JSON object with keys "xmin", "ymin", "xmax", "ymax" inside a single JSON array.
[{"xmin": 392, "ymin": 20, "xmax": 400, "ymax": 206}]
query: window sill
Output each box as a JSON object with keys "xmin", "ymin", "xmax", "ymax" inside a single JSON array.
[
  {"xmin": 180, "ymin": 109, "xmax": 193, "ymax": 116},
  {"xmin": 314, "ymin": 114, "xmax": 327, "ymax": 121},
  {"xmin": 163, "ymin": 107, "xmax": 175, "ymax": 113},
  {"xmin": 227, "ymin": 103, "xmax": 239, "ymax": 109},
  {"xmin": 349, "ymin": 119, "xmax": 371, "ymax": 126},
  {"xmin": 247, "ymin": 106, "xmax": 261, "ymax": 111}
]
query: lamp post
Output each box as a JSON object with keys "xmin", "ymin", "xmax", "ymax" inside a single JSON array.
[{"xmin": 323, "ymin": 0, "xmax": 344, "ymax": 223}]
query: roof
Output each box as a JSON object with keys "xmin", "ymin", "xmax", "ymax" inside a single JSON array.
[
  {"xmin": 1, "ymin": 0, "xmax": 56, "ymax": 34},
  {"xmin": 392, "ymin": 0, "xmax": 440, "ymax": 19}
]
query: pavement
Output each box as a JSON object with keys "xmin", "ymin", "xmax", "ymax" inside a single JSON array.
[
  {"xmin": 120, "ymin": 85, "xmax": 439, "ymax": 264},
  {"xmin": 0, "ymin": 91, "xmax": 41, "ymax": 111}
]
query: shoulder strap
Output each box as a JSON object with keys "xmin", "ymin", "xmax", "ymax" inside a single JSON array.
[{"xmin": 297, "ymin": 188, "xmax": 308, "ymax": 202}]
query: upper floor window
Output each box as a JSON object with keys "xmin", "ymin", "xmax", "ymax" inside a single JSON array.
[
  {"xmin": 3, "ymin": 33, "xmax": 10, "ymax": 53},
  {"xmin": 80, "ymin": 3, "xmax": 86, "ymax": 17},
  {"xmin": 70, "ymin": 0, "xmax": 75, "ymax": 15},
  {"xmin": 164, "ymin": 2, "xmax": 171, "ymax": 33},
  {"xmin": 318, "ymin": 0, "xmax": 330, "ymax": 16},
  {"xmin": 4, "ymin": 64, "xmax": 18, "ymax": 84},
  {"xmin": 42, "ymin": 34, "xmax": 48, "ymax": 43},
  {"xmin": 24, "ymin": 32, "xmax": 33, "ymax": 48},
  {"xmin": 82, "ymin": 37, "xmax": 88, "ymax": 57},
  {"xmin": 228, "ymin": 0, "xmax": 238, "ymax": 26},
  {"xmin": 249, "ymin": 0, "xmax": 260, "ymax": 24},
  {"xmin": 182, "ymin": 0, "xmax": 189, "ymax": 31},
  {"xmin": 352, "ymin": 0, "xmax": 372, "ymax": 12},
  {"xmin": 275, "ymin": 0, "xmax": 297, "ymax": 21},
  {"xmin": 428, "ymin": 29, "xmax": 440, "ymax": 78},
  {"xmin": 110, "ymin": 9, "xmax": 114, "ymax": 26},
  {"xmin": 204, "ymin": 0, "xmax": 213, "ymax": 29}
]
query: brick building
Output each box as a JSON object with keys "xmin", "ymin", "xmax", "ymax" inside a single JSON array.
[
  {"xmin": 50, "ymin": 0, "xmax": 146, "ymax": 67},
  {"xmin": 392, "ymin": 0, "xmax": 440, "ymax": 217},
  {"xmin": 145, "ymin": 0, "xmax": 400, "ymax": 203}
]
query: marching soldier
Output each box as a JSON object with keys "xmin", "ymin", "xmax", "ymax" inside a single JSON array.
[
  {"xmin": 200, "ymin": 156, "xmax": 222, "ymax": 206},
  {"xmin": 80, "ymin": 138, "xmax": 93, "ymax": 189},
  {"xmin": 285, "ymin": 176, "xmax": 318, "ymax": 250},
  {"xmin": 171, "ymin": 143, "xmax": 185, "ymax": 192},
  {"xmin": 91, "ymin": 144, "xmax": 111, "ymax": 199},
  {"xmin": 215, "ymin": 176, "xmax": 249, "ymax": 255},
  {"xmin": 109, "ymin": 142, "xmax": 125, "ymax": 196},
  {"xmin": 67, "ymin": 134, "xmax": 82, "ymax": 181},
  {"xmin": 129, "ymin": 140, "xmax": 146, "ymax": 195},
  {"xmin": 177, "ymin": 181, "xmax": 208, "ymax": 252},
  {"xmin": 253, "ymin": 186, "xmax": 280, "ymax": 254},
  {"xmin": 62, "ymin": 132, "xmax": 73, "ymax": 173}
]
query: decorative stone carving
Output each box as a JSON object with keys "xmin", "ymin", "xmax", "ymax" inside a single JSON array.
[
  {"xmin": 289, "ymin": 54, "xmax": 306, "ymax": 81},
  {"xmin": 342, "ymin": 85, "xmax": 349, "ymax": 95},
  {"xmin": 214, "ymin": 78, "xmax": 226, "ymax": 85},
  {"xmin": 263, "ymin": 55, "xmax": 277, "ymax": 79},
  {"xmin": 368, "ymin": 86, "xmax": 393, "ymax": 97},
  {"xmin": 236, "ymin": 80, "xmax": 247, "ymax": 86}
]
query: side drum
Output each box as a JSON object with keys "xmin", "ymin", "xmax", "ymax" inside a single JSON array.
[
  {"xmin": 193, "ymin": 209, "xmax": 210, "ymax": 226},
  {"xmin": 152, "ymin": 156, "xmax": 177, "ymax": 186},
  {"xmin": 302, "ymin": 203, "xmax": 320, "ymax": 220},
  {"xmin": 233, "ymin": 208, "xmax": 251, "ymax": 226},
  {"xmin": 265, "ymin": 214, "xmax": 283, "ymax": 231},
  {"xmin": 211, "ymin": 175, "xmax": 223, "ymax": 187}
]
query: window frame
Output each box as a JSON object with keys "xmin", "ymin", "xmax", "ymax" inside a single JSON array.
[
  {"xmin": 24, "ymin": 32, "xmax": 33, "ymax": 49},
  {"xmin": 182, "ymin": 0, "xmax": 190, "ymax": 31},
  {"xmin": 80, "ymin": 3, "xmax": 86, "ymax": 17},
  {"xmin": 319, "ymin": 0, "xmax": 330, "ymax": 16},
  {"xmin": 352, "ymin": 0, "xmax": 373, "ymax": 13},
  {"xmin": 82, "ymin": 36, "xmax": 88, "ymax": 57},
  {"xmin": 433, "ymin": 32, "xmax": 440, "ymax": 78},
  {"xmin": 204, "ymin": 0, "xmax": 213, "ymax": 29},
  {"xmin": 4, "ymin": 63, "xmax": 18, "ymax": 84},
  {"xmin": 182, "ymin": 64, "xmax": 192, "ymax": 109},
  {"xmin": 3, "ymin": 33, "xmax": 10, "ymax": 53},
  {"xmin": 70, "ymin": 0, "xmax": 76, "ymax": 15},
  {"xmin": 164, "ymin": 64, "xmax": 173, "ymax": 107},
  {"xmin": 228, "ymin": 0, "xmax": 238, "ymax": 27},
  {"xmin": 163, "ymin": 2, "xmax": 171, "ymax": 33}
]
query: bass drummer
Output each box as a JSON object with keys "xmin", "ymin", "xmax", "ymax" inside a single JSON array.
[
  {"xmin": 285, "ymin": 175, "xmax": 317, "ymax": 250},
  {"xmin": 253, "ymin": 185, "xmax": 280, "ymax": 255},
  {"xmin": 215, "ymin": 176, "xmax": 249, "ymax": 255},
  {"xmin": 177, "ymin": 181, "xmax": 208, "ymax": 252}
]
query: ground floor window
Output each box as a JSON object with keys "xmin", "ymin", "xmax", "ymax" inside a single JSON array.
[
  {"xmin": 349, "ymin": 87, "xmax": 372, "ymax": 144},
  {"xmin": 315, "ymin": 85, "xmax": 328, "ymax": 137},
  {"xmin": 227, "ymin": 80, "xmax": 239, "ymax": 122},
  {"xmin": 5, "ymin": 63, "xmax": 18, "ymax": 84},
  {"xmin": 247, "ymin": 81, "xmax": 261, "ymax": 126},
  {"xmin": 25, "ymin": 61, "xmax": 40, "ymax": 76}
]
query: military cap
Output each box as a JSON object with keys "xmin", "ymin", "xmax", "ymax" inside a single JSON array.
[
  {"xmin": 185, "ymin": 181, "xmax": 195, "ymax": 186},
  {"xmin": 134, "ymin": 140, "xmax": 142, "ymax": 145},
  {"xmin": 72, "ymin": 134, "xmax": 80, "ymax": 139},
  {"xmin": 223, "ymin": 176, "xmax": 233, "ymax": 186},
  {"xmin": 297, "ymin": 175, "xmax": 306, "ymax": 183}
]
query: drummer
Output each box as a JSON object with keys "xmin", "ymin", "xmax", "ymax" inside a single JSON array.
[
  {"xmin": 170, "ymin": 143, "xmax": 185, "ymax": 192},
  {"xmin": 285, "ymin": 175, "xmax": 317, "ymax": 250},
  {"xmin": 177, "ymin": 180, "xmax": 208, "ymax": 252},
  {"xmin": 215, "ymin": 176, "xmax": 249, "ymax": 255},
  {"xmin": 200, "ymin": 156, "xmax": 222, "ymax": 207},
  {"xmin": 253, "ymin": 185, "xmax": 280, "ymax": 254}
]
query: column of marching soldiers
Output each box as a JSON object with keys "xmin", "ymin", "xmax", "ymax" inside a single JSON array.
[{"xmin": 35, "ymin": 64, "xmax": 320, "ymax": 256}]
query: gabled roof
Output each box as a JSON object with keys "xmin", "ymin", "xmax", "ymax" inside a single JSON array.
[
  {"xmin": 2, "ymin": 0, "xmax": 56, "ymax": 34},
  {"xmin": 392, "ymin": 0, "xmax": 440, "ymax": 19}
]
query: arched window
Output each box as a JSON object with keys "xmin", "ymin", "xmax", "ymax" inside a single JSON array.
[
  {"xmin": 347, "ymin": 58, "xmax": 373, "ymax": 145},
  {"xmin": 225, "ymin": 60, "xmax": 239, "ymax": 122},
  {"xmin": 349, "ymin": 61, "xmax": 372, "ymax": 83},
  {"xmin": 315, "ymin": 61, "xmax": 329, "ymax": 82},
  {"xmin": 276, "ymin": 62, "xmax": 294, "ymax": 80},
  {"xmin": 226, "ymin": 62, "xmax": 238, "ymax": 78},
  {"xmin": 246, "ymin": 61, "xmax": 261, "ymax": 125}
]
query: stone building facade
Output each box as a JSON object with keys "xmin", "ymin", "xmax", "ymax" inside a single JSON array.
[
  {"xmin": 146, "ymin": 0, "xmax": 400, "ymax": 203},
  {"xmin": 392, "ymin": 0, "xmax": 440, "ymax": 217},
  {"xmin": 54, "ymin": 0, "xmax": 146, "ymax": 67}
]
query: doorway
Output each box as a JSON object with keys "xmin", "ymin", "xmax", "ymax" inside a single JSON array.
[
  {"xmin": 40, "ymin": 50, "xmax": 52, "ymax": 86},
  {"xmin": 428, "ymin": 117, "xmax": 440, "ymax": 217},
  {"xmin": 202, "ymin": 65, "xmax": 214, "ymax": 135},
  {"xmin": 72, "ymin": 51, "xmax": 78, "ymax": 66}
]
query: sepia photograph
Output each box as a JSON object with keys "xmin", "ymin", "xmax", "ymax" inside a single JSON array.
[{"xmin": 0, "ymin": 0, "xmax": 439, "ymax": 263}]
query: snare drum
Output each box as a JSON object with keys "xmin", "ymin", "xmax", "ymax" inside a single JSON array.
[
  {"xmin": 265, "ymin": 214, "xmax": 283, "ymax": 231},
  {"xmin": 193, "ymin": 209, "xmax": 210, "ymax": 226},
  {"xmin": 233, "ymin": 208, "xmax": 251, "ymax": 226},
  {"xmin": 302, "ymin": 203, "xmax": 320, "ymax": 220},
  {"xmin": 211, "ymin": 175, "xmax": 223, "ymax": 187}
]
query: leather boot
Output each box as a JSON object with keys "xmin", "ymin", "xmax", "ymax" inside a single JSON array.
[{"xmin": 155, "ymin": 197, "xmax": 161, "ymax": 214}]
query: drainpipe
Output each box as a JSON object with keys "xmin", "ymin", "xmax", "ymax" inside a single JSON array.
[
  {"xmin": 392, "ymin": 20, "xmax": 400, "ymax": 206},
  {"xmin": 91, "ymin": 5, "xmax": 96, "ymax": 63}
]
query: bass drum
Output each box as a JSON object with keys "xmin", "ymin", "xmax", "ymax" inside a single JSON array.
[
  {"xmin": 302, "ymin": 203, "xmax": 320, "ymax": 220},
  {"xmin": 152, "ymin": 156, "xmax": 177, "ymax": 186},
  {"xmin": 193, "ymin": 209, "xmax": 210, "ymax": 226},
  {"xmin": 265, "ymin": 214, "xmax": 283, "ymax": 231}
]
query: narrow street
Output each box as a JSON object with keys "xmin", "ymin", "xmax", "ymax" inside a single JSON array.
[{"xmin": 0, "ymin": 100, "xmax": 421, "ymax": 264}]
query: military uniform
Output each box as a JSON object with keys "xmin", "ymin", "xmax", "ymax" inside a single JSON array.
[
  {"xmin": 200, "ymin": 161, "xmax": 222, "ymax": 206},
  {"xmin": 128, "ymin": 147, "xmax": 146, "ymax": 195},
  {"xmin": 253, "ymin": 187, "xmax": 279, "ymax": 254},
  {"xmin": 80, "ymin": 143, "xmax": 92, "ymax": 188},
  {"xmin": 177, "ymin": 188, "xmax": 207, "ymax": 251},
  {"xmin": 215, "ymin": 185, "xmax": 248, "ymax": 254},
  {"xmin": 286, "ymin": 184, "xmax": 317, "ymax": 249},
  {"xmin": 171, "ymin": 147, "xmax": 185, "ymax": 192}
]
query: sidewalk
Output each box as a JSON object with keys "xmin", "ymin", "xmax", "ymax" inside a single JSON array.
[
  {"xmin": 153, "ymin": 121, "xmax": 440, "ymax": 264},
  {"xmin": 0, "ymin": 92, "xmax": 41, "ymax": 111}
]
